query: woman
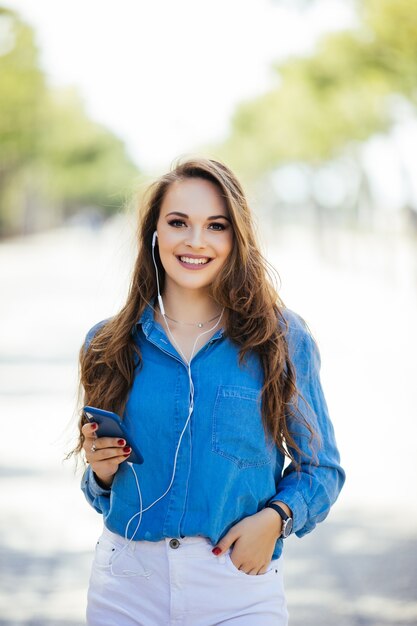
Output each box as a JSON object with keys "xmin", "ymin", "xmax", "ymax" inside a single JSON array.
[{"xmin": 74, "ymin": 157, "xmax": 345, "ymax": 625}]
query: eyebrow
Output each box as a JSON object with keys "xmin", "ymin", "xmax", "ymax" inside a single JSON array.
[{"xmin": 166, "ymin": 211, "xmax": 231, "ymax": 223}]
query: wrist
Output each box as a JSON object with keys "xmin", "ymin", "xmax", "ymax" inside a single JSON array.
[
  {"xmin": 93, "ymin": 472, "xmax": 113, "ymax": 490},
  {"xmin": 270, "ymin": 500, "xmax": 292, "ymax": 518},
  {"xmin": 261, "ymin": 507, "xmax": 283, "ymax": 540},
  {"xmin": 265, "ymin": 500, "xmax": 293, "ymax": 538}
]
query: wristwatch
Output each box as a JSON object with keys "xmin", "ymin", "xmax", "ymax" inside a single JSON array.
[{"xmin": 265, "ymin": 502, "xmax": 293, "ymax": 538}]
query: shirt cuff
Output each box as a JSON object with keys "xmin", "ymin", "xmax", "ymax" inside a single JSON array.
[
  {"xmin": 83, "ymin": 465, "xmax": 111, "ymax": 498},
  {"xmin": 270, "ymin": 489, "xmax": 308, "ymax": 535}
]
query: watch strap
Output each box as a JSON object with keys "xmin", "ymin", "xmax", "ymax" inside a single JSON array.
[
  {"xmin": 265, "ymin": 502, "xmax": 293, "ymax": 538},
  {"xmin": 266, "ymin": 502, "xmax": 289, "ymax": 520}
]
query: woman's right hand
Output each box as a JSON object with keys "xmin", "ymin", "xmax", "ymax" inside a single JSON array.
[{"xmin": 82, "ymin": 422, "xmax": 132, "ymax": 488}]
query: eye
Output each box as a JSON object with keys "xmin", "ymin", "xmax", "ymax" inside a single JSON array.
[
  {"xmin": 168, "ymin": 219, "xmax": 186, "ymax": 228},
  {"xmin": 208, "ymin": 222, "xmax": 227, "ymax": 231}
]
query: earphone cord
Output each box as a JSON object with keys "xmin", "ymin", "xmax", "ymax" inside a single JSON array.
[
  {"xmin": 122, "ymin": 311, "xmax": 224, "ymax": 532},
  {"xmin": 107, "ymin": 234, "xmax": 224, "ymax": 577}
]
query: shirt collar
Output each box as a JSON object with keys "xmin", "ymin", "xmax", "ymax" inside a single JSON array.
[{"xmin": 135, "ymin": 299, "xmax": 157, "ymax": 337}]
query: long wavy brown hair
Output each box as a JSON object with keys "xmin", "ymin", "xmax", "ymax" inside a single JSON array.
[{"xmin": 71, "ymin": 157, "xmax": 316, "ymax": 465}]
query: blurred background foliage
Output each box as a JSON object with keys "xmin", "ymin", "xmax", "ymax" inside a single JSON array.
[
  {"xmin": 1, "ymin": 0, "xmax": 417, "ymax": 237},
  {"xmin": 0, "ymin": 6, "xmax": 139, "ymax": 237},
  {"xmin": 216, "ymin": 0, "xmax": 417, "ymax": 166},
  {"xmin": 207, "ymin": 0, "xmax": 417, "ymax": 231}
]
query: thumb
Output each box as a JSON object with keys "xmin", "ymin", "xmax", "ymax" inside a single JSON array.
[{"xmin": 212, "ymin": 529, "xmax": 238, "ymax": 556}]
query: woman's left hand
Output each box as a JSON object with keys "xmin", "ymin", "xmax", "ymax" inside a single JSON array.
[{"xmin": 211, "ymin": 508, "xmax": 283, "ymax": 575}]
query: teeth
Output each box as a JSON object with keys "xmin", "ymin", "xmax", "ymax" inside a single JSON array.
[{"xmin": 180, "ymin": 256, "xmax": 210, "ymax": 265}]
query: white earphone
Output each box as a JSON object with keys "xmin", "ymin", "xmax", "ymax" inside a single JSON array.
[{"xmin": 108, "ymin": 225, "xmax": 224, "ymax": 578}]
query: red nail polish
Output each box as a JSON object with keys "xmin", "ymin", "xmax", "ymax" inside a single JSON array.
[
  {"xmin": 212, "ymin": 547, "xmax": 221, "ymax": 555},
  {"xmin": 91, "ymin": 423, "xmax": 98, "ymax": 430},
  {"xmin": 118, "ymin": 439, "xmax": 125, "ymax": 446},
  {"xmin": 123, "ymin": 446, "xmax": 131, "ymax": 453}
]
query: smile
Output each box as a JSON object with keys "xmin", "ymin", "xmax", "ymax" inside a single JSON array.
[{"xmin": 176, "ymin": 256, "xmax": 213, "ymax": 269}]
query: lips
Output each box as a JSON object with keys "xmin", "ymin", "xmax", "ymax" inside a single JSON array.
[{"xmin": 176, "ymin": 255, "xmax": 213, "ymax": 269}]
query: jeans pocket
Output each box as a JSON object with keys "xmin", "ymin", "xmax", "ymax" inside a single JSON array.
[
  {"xmin": 224, "ymin": 551, "xmax": 280, "ymax": 579},
  {"xmin": 94, "ymin": 536, "xmax": 118, "ymax": 568}
]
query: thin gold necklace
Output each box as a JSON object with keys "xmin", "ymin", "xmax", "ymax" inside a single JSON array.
[{"xmin": 162, "ymin": 309, "xmax": 222, "ymax": 329}]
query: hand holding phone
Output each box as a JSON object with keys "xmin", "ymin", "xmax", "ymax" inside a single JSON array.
[
  {"xmin": 81, "ymin": 406, "xmax": 144, "ymax": 489},
  {"xmin": 83, "ymin": 406, "xmax": 144, "ymax": 465}
]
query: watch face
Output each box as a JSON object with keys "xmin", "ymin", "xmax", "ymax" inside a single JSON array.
[{"xmin": 282, "ymin": 518, "xmax": 293, "ymax": 538}]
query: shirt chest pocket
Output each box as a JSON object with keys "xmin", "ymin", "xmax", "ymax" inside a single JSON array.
[{"xmin": 211, "ymin": 385, "xmax": 272, "ymax": 469}]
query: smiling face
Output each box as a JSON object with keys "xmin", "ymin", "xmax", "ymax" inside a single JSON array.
[{"xmin": 155, "ymin": 178, "xmax": 234, "ymax": 296}]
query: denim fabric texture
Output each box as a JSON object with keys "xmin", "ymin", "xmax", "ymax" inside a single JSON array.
[{"xmin": 81, "ymin": 302, "xmax": 345, "ymax": 560}]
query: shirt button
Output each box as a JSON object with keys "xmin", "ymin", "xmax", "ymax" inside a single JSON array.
[{"xmin": 169, "ymin": 538, "xmax": 180, "ymax": 549}]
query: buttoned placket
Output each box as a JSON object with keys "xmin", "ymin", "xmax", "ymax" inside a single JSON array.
[{"xmin": 137, "ymin": 311, "xmax": 224, "ymax": 540}]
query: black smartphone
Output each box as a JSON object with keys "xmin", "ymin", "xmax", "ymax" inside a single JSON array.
[{"xmin": 83, "ymin": 405, "xmax": 144, "ymax": 465}]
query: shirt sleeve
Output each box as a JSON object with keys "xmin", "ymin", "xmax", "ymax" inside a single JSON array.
[
  {"xmin": 81, "ymin": 464, "xmax": 111, "ymax": 514},
  {"xmin": 80, "ymin": 319, "xmax": 111, "ymax": 514},
  {"xmin": 83, "ymin": 318, "xmax": 109, "ymax": 351},
  {"xmin": 272, "ymin": 318, "xmax": 346, "ymax": 538}
]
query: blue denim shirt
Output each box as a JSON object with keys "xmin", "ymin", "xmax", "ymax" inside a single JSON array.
[{"xmin": 81, "ymin": 302, "xmax": 345, "ymax": 559}]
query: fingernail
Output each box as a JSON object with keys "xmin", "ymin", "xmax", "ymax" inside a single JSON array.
[
  {"xmin": 91, "ymin": 423, "xmax": 98, "ymax": 430},
  {"xmin": 123, "ymin": 446, "xmax": 131, "ymax": 453},
  {"xmin": 118, "ymin": 439, "xmax": 125, "ymax": 446},
  {"xmin": 212, "ymin": 547, "xmax": 221, "ymax": 555}
]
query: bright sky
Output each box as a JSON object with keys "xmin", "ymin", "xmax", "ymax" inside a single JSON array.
[{"xmin": 7, "ymin": 0, "xmax": 355, "ymax": 173}]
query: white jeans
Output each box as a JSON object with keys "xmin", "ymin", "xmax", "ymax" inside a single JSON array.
[{"xmin": 87, "ymin": 526, "xmax": 289, "ymax": 626}]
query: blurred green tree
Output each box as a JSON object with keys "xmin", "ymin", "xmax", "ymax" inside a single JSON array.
[
  {"xmin": 0, "ymin": 8, "xmax": 139, "ymax": 237},
  {"xmin": 0, "ymin": 7, "xmax": 46, "ymax": 232},
  {"xmin": 38, "ymin": 88, "xmax": 138, "ymax": 221},
  {"xmin": 209, "ymin": 0, "xmax": 417, "ymax": 182}
]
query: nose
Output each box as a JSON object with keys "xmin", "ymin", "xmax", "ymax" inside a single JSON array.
[{"xmin": 185, "ymin": 226, "xmax": 206, "ymax": 249}]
